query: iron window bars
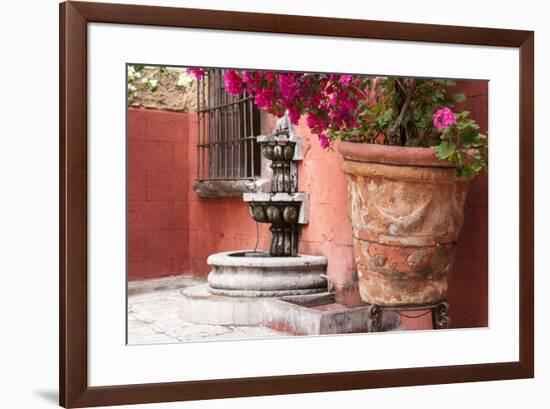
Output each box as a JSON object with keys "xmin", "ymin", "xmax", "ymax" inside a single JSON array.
[{"xmin": 196, "ymin": 69, "xmax": 262, "ymax": 181}]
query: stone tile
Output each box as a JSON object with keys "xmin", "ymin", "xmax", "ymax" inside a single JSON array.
[{"xmin": 127, "ymin": 275, "xmax": 286, "ymax": 345}]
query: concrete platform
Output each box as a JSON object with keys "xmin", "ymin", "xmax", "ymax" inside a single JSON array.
[
  {"xmin": 180, "ymin": 284, "xmax": 266, "ymax": 326},
  {"xmin": 262, "ymin": 293, "xmax": 400, "ymax": 335},
  {"xmin": 180, "ymin": 283, "xmax": 401, "ymax": 334}
]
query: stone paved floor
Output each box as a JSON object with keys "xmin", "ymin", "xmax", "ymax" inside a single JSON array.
[{"xmin": 127, "ymin": 275, "xmax": 286, "ymax": 345}]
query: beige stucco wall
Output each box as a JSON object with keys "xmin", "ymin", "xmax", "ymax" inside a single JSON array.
[{"xmin": 127, "ymin": 66, "xmax": 200, "ymax": 112}]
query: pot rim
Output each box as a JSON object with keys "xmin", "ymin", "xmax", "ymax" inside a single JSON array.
[{"xmin": 338, "ymin": 141, "xmax": 455, "ymax": 168}]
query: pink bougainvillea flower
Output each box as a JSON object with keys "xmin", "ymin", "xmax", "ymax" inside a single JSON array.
[
  {"xmin": 213, "ymin": 69, "xmax": 368, "ymax": 145},
  {"xmin": 287, "ymin": 106, "xmax": 301, "ymax": 125},
  {"xmin": 339, "ymin": 75, "xmax": 353, "ymax": 86},
  {"xmin": 254, "ymin": 89, "xmax": 274, "ymax": 110},
  {"xmin": 242, "ymin": 70, "xmax": 254, "ymax": 85},
  {"xmin": 306, "ymin": 112, "xmax": 328, "ymax": 134},
  {"xmin": 264, "ymin": 71, "xmax": 276, "ymax": 83},
  {"xmin": 318, "ymin": 133, "xmax": 331, "ymax": 150},
  {"xmin": 433, "ymin": 107, "xmax": 457, "ymax": 130},
  {"xmin": 186, "ymin": 68, "xmax": 204, "ymax": 80},
  {"xmin": 223, "ymin": 70, "xmax": 244, "ymax": 95},
  {"xmin": 278, "ymin": 73, "xmax": 301, "ymax": 103}
]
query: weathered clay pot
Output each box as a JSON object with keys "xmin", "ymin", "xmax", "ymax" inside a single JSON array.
[{"xmin": 338, "ymin": 142, "xmax": 468, "ymax": 307}]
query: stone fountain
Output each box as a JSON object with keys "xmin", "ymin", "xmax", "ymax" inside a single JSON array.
[
  {"xmin": 180, "ymin": 117, "xmax": 328, "ymax": 327},
  {"xmin": 207, "ymin": 116, "xmax": 327, "ymax": 296},
  {"xmin": 181, "ymin": 116, "xmax": 398, "ymax": 334}
]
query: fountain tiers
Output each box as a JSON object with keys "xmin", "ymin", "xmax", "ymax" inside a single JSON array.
[
  {"xmin": 205, "ymin": 115, "xmax": 327, "ymax": 297},
  {"xmin": 244, "ymin": 192, "xmax": 309, "ymax": 257}
]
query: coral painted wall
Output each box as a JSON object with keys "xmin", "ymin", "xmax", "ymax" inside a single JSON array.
[
  {"xmin": 127, "ymin": 107, "xmax": 271, "ymax": 280},
  {"xmin": 448, "ymin": 80, "xmax": 489, "ymax": 328},
  {"xmin": 296, "ymin": 125, "xmax": 358, "ymax": 305},
  {"xmin": 127, "ymin": 109, "xmax": 191, "ymax": 280},
  {"xmin": 127, "ymin": 79, "xmax": 488, "ymax": 329}
]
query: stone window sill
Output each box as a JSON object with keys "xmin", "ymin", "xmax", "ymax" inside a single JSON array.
[{"xmin": 192, "ymin": 178, "xmax": 271, "ymax": 198}]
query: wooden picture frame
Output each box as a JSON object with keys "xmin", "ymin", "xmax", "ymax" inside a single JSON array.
[{"xmin": 59, "ymin": 1, "xmax": 534, "ymax": 407}]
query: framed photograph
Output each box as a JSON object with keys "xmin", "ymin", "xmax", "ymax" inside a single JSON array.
[{"xmin": 60, "ymin": 1, "xmax": 534, "ymax": 407}]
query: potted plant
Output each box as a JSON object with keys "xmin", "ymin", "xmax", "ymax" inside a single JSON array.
[{"xmin": 188, "ymin": 69, "xmax": 488, "ymax": 307}]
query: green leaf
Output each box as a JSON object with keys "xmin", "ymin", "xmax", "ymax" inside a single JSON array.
[
  {"xmin": 453, "ymin": 93, "xmax": 466, "ymax": 102},
  {"xmin": 457, "ymin": 111, "xmax": 470, "ymax": 120},
  {"xmin": 405, "ymin": 138, "xmax": 421, "ymax": 147},
  {"xmin": 471, "ymin": 162, "xmax": 483, "ymax": 172},
  {"xmin": 431, "ymin": 90, "xmax": 444, "ymax": 102},
  {"xmin": 457, "ymin": 166, "xmax": 475, "ymax": 180},
  {"xmin": 461, "ymin": 131, "xmax": 483, "ymax": 148},
  {"xmin": 376, "ymin": 108, "xmax": 394, "ymax": 128},
  {"xmin": 434, "ymin": 141, "xmax": 456, "ymax": 160}
]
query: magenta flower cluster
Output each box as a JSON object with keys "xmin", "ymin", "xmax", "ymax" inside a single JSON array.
[
  {"xmin": 186, "ymin": 68, "xmax": 460, "ymax": 150},
  {"xmin": 223, "ymin": 70, "xmax": 243, "ymax": 95},
  {"xmin": 186, "ymin": 68, "xmax": 363, "ymax": 149},
  {"xmin": 224, "ymin": 70, "xmax": 364, "ymax": 149},
  {"xmin": 433, "ymin": 107, "xmax": 457, "ymax": 131},
  {"xmin": 185, "ymin": 68, "xmax": 205, "ymax": 80}
]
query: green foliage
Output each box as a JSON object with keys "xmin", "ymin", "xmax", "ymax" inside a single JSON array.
[
  {"xmin": 432, "ymin": 111, "xmax": 488, "ymax": 180},
  {"xmin": 434, "ymin": 141, "xmax": 456, "ymax": 160},
  {"xmin": 454, "ymin": 93, "xmax": 467, "ymax": 102},
  {"xmin": 327, "ymin": 76, "xmax": 487, "ymax": 180}
]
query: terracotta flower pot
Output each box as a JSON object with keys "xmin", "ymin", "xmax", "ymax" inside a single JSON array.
[{"xmin": 338, "ymin": 142, "xmax": 468, "ymax": 307}]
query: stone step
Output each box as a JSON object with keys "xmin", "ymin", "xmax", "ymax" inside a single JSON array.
[{"xmin": 180, "ymin": 285, "xmax": 400, "ymax": 334}]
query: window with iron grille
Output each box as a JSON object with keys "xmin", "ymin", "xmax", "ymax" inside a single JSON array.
[{"xmin": 196, "ymin": 69, "xmax": 262, "ymax": 182}]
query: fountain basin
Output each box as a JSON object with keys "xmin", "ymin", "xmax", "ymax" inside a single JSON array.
[
  {"xmin": 244, "ymin": 193, "xmax": 309, "ymax": 256},
  {"xmin": 207, "ymin": 250, "xmax": 328, "ymax": 297}
]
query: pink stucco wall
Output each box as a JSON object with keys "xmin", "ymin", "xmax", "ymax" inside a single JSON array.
[
  {"xmin": 295, "ymin": 125, "xmax": 359, "ymax": 305},
  {"xmin": 448, "ymin": 80, "xmax": 489, "ymax": 328},
  {"xmin": 127, "ymin": 109, "xmax": 191, "ymax": 280},
  {"xmin": 127, "ymin": 80, "xmax": 488, "ymax": 329}
]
